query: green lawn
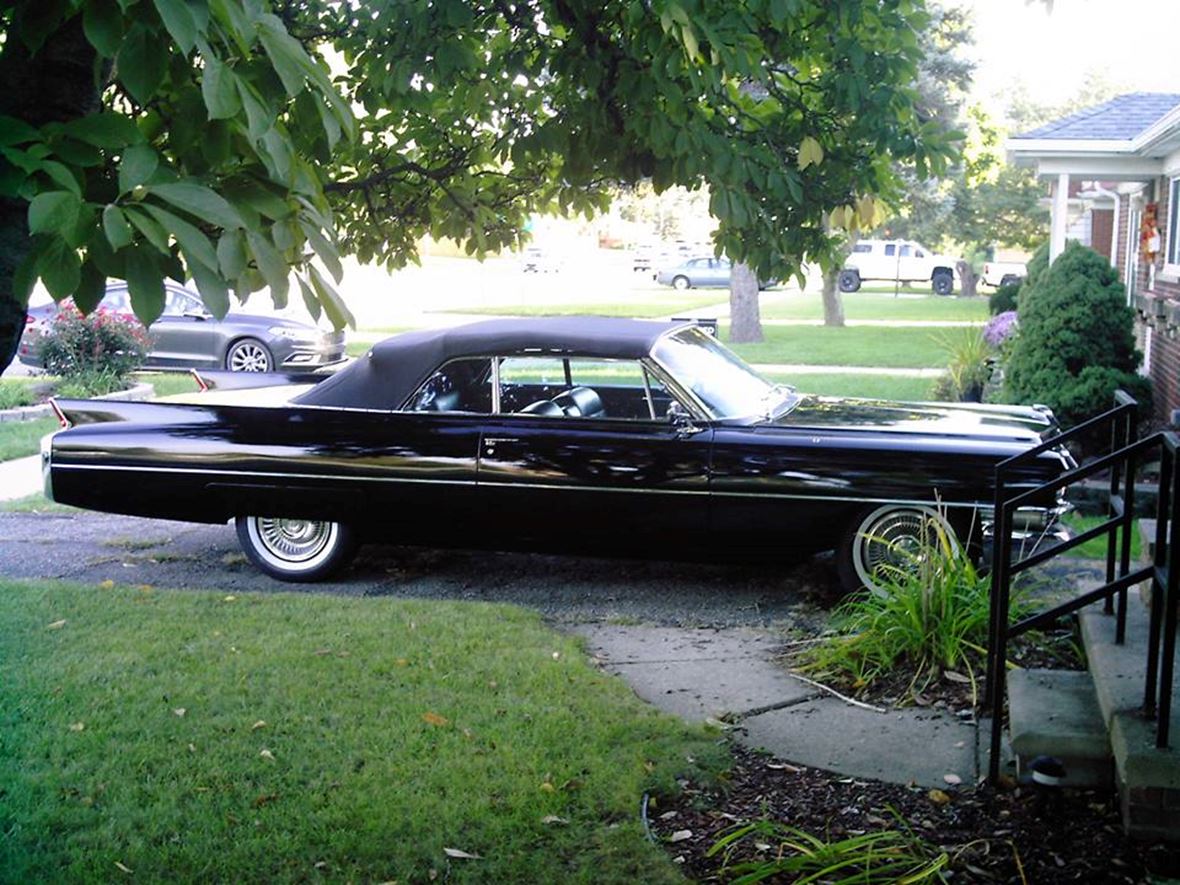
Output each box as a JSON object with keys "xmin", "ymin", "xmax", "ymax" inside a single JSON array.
[
  {"xmin": 0, "ymin": 377, "xmax": 48, "ymax": 409},
  {"xmin": 763, "ymin": 292, "xmax": 988, "ymax": 323},
  {"xmin": 0, "ymin": 416, "xmax": 56, "ymax": 462},
  {"xmin": 134, "ymin": 372, "xmax": 202, "ymax": 398},
  {"xmin": 1062, "ymin": 514, "xmax": 1143, "ymax": 561},
  {"xmin": 430, "ymin": 293, "xmax": 725, "ymax": 320},
  {"xmin": 765, "ymin": 372, "xmax": 936, "ymax": 401},
  {"xmin": 0, "ymin": 580, "xmax": 723, "ymax": 883},
  {"xmin": 727, "ymin": 325, "xmax": 949, "ymax": 368}
]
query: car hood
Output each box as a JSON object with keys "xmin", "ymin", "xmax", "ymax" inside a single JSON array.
[{"xmin": 773, "ymin": 394, "xmax": 1056, "ymax": 443}]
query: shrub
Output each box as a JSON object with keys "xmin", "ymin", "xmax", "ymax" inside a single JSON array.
[
  {"xmin": 932, "ymin": 326, "xmax": 991, "ymax": 402},
  {"xmin": 1003, "ymin": 242, "xmax": 1149, "ymax": 429},
  {"xmin": 1023, "ymin": 240, "xmax": 1050, "ymax": 290},
  {"xmin": 0, "ymin": 379, "xmax": 39, "ymax": 409},
  {"xmin": 37, "ymin": 305, "xmax": 149, "ymax": 394},
  {"xmin": 988, "ymin": 280, "xmax": 1021, "ymax": 315}
]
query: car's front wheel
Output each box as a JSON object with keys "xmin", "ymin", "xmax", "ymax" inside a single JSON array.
[
  {"xmin": 835, "ymin": 504, "xmax": 959, "ymax": 596},
  {"xmin": 226, "ymin": 338, "xmax": 273, "ymax": 372},
  {"xmin": 838, "ymin": 270, "xmax": 861, "ymax": 293},
  {"xmin": 235, "ymin": 516, "xmax": 357, "ymax": 582},
  {"xmin": 672, "ymin": 275, "xmax": 691, "ymax": 290}
]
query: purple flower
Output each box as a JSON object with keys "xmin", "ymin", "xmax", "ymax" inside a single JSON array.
[{"xmin": 983, "ymin": 311, "xmax": 1018, "ymax": 348}]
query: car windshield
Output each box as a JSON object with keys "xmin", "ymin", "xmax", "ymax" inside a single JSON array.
[{"xmin": 652, "ymin": 326, "xmax": 794, "ymax": 420}]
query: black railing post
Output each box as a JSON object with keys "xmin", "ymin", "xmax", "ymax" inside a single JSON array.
[
  {"xmin": 1158, "ymin": 443, "xmax": 1180, "ymax": 749},
  {"xmin": 987, "ymin": 500, "xmax": 1011, "ymax": 784},
  {"xmin": 1145, "ymin": 446, "xmax": 1173, "ymax": 719},
  {"xmin": 1117, "ymin": 448, "xmax": 1136, "ymax": 644}
]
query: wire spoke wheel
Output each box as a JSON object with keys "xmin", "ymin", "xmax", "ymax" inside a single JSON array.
[
  {"xmin": 256, "ymin": 518, "xmax": 334, "ymax": 563},
  {"xmin": 235, "ymin": 515, "xmax": 357, "ymax": 582},
  {"xmin": 843, "ymin": 505, "xmax": 958, "ymax": 596}
]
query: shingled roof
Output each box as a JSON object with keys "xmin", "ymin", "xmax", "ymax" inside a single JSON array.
[{"xmin": 1017, "ymin": 92, "xmax": 1180, "ymax": 141}]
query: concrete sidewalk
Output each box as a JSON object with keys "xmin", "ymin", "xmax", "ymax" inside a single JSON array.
[
  {"xmin": 573, "ymin": 624, "xmax": 979, "ymax": 789},
  {"xmin": 0, "ymin": 454, "xmax": 40, "ymax": 501}
]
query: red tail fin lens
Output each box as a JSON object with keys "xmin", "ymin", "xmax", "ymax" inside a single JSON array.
[
  {"xmin": 190, "ymin": 369, "xmax": 208, "ymax": 392},
  {"xmin": 49, "ymin": 398, "xmax": 70, "ymax": 429}
]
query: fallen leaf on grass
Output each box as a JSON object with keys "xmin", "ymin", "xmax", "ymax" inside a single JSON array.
[
  {"xmin": 539, "ymin": 782, "xmax": 555, "ymax": 793},
  {"xmin": 927, "ymin": 788, "xmax": 951, "ymax": 805},
  {"xmin": 422, "ymin": 711, "xmax": 449, "ymax": 727},
  {"xmin": 172, "ymin": 708, "xmax": 186, "ymax": 718},
  {"xmin": 443, "ymin": 847, "xmax": 481, "ymax": 859},
  {"xmin": 259, "ymin": 748, "xmax": 275, "ymax": 761},
  {"xmin": 253, "ymin": 793, "xmax": 280, "ymax": 807},
  {"xmin": 99, "ymin": 580, "xmax": 115, "ymax": 589},
  {"xmin": 668, "ymin": 830, "xmax": 693, "ymax": 843},
  {"xmin": 47, "ymin": 619, "xmax": 67, "ymax": 629},
  {"xmin": 251, "ymin": 720, "xmax": 266, "ymax": 730},
  {"xmin": 541, "ymin": 815, "xmax": 569, "ymax": 825},
  {"xmin": 223, "ymin": 595, "xmax": 236, "ymax": 602},
  {"xmin": 69, "ymin": 722, "xmax": 85, "ymax": 732},
  {"xmin": 114, "ymin": 861, "xmax": 133, "ymax": 874}
]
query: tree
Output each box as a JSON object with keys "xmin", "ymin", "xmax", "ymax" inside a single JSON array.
[{"xmin": 0, "ymin": 0, "xmax": 960, "ymax": 374}]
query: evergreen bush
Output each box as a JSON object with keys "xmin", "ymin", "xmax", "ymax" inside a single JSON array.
[
  {"xmin": 1003, "ymin": 242, "xmax": 1150, "ymax": 429},
  {"xmin": 988, "ymin": 280, "xmax": 1020, "ymax": 315}
]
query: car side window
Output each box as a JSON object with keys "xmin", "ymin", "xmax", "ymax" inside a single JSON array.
[
  {"xmin": 884, "ymin": 244, "xmax": 896, "ymax": 256},
  {"xmin": 500, "ymin": 356, "xmax": 670, "ymax": 420},
  {"xmin": 406, "ymin": 358, "xmax": 492, "ymax": 413},
  {"xmin": 852, "ymin": 243, "xmax": 871, "ymax": 253},
  {"xmin": 899, "ymin": 245, "xmax": 913, "ymax": 257},
  {"xmin": 915, "ymin": 248, "xmax": 925, "ymax": 258},
  {"xmin": 163, "ymin": 290, "xmax": 200, "ymax": 317}
]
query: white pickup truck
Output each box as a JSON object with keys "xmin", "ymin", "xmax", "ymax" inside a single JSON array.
[
  {"xmin": 840, "ymin": 239, "xmax": 961, "ymax": 296},
  {"xmin": 981, "ymin": 261, "xmax": 1027, "ymax": 287}
]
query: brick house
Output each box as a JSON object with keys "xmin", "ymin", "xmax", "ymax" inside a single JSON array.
[{"xmin": 1008, "ymin": 93, "xmax": 1180, "ymax": 426}]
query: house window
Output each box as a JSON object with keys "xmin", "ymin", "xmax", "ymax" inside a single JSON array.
[{"xmin": 1168, "ymin": 176, "xmax": 1180, "ymax": 269}]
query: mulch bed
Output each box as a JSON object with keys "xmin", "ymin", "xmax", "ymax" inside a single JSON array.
[{"xmin": 651, "ymin": 742, "xmax": 1178, "ymax": 883}]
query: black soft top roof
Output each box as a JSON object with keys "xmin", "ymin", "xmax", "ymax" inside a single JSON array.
[{"xmin": 293, "ymin": 316, "xmax": 684, "ymax": 410}]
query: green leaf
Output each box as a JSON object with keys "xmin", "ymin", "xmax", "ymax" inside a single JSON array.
[
  {"xmin": 74, "ymin": 261, "xmax": 108, "ymax": 313},
  {"xmin": 39, "ymin": 161, "xmax": 82, "ymax": 198},
  {"xmin": 82, "ymin": 0, "xmax": 124, "ymax": 57},
  {"xmin": 299, "ymin": 220, "xmax": 342, "ymax": 283},
  {"xmin": 148, "ymin": 181, "xmax": 245, "ymax": 229},
  {"xmin": 124, "ymin": 206, "xmax": 172, "ymax": 253},
  {"xmin": 63, "ymin": 112, "xmax": 144, "ymax": 149},
  {"xmin": 102, "ymin": 204, "xmax": 134, "ymax": 249},
  {"xmin": 152, "ymin": 0, "xmax": 199, "ymax": 53},
  {"xmin": 216, "ymin": 229, "xmax": 247, "ymax": 278},
  {"xmin": 255, "ymin": 13, "xmax": 309, "ymax": 96},
  {"xmin": 142, "ymin": 203, "xmax": 219, "ymax": 271},
  {"xmin": 201, "ymin": 58, "xmax": 241, "ymax": 119},
  {"xmin": 37, "ymin": 237, "xmax": 82, "ymax": 299},
  {"xmin": 296, "ymin": 275, "xmax": 322, "ymax": 322},
  {"xmin": 28, "ymin": 190, "xmax": 81, "ymax": 235},
  {"xmin": 117, "ymin": 23, "xmax": 169, "ymax": 105},
  {"xmin": 189, "ymin": 261, "xmax": 230, "ymax": 318},
  {"xmin": 245, "ymin": 229, "xmax": 289, "ymax": 305},
  {"xmin": 309, "ymin": 263, "xmax": 354, "ymax": 330},
  {"xmin": 118, "ymin": 144, "xmax": 160, "ymax": 193},
  {"xmin": 124, "ymin": 248, "xmax": 166, "ymax": 325},
  {"xmin": 0, "ymin": 116, "xmax": 41, "ymax": 147}
]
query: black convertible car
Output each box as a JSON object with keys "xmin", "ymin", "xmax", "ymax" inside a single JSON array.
[{"xmin": 41, "ymin": 317, "xmax": 1073, "ymax": 590}]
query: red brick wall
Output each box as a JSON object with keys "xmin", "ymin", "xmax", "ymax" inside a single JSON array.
[{"xmin": 1091, "ymin": 208, "xmax": 1114, "ymax": 260}]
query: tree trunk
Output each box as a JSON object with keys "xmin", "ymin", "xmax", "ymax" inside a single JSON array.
[
  {"xmin": 956, "ymin": 260, "xmax": 978, "ymax": 298},
  {"xmin": 0, "ymin": 16, "xmax": 100, "ymax": 374},
  {"xmin": 728, "ymin": 261, "xmax": 763, "ymax": 343},
  {"xmin": 821, "ymin": 265, "xmax": 846, "ymax": 327}
]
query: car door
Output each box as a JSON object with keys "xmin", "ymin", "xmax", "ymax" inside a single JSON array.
[
  {"xmin": 149, "ymin": 288, "xmax": 221, "ymax": 368},
  {"xmin": 476, "ymin": 356, "xmax": 712, "ymax": 552}
]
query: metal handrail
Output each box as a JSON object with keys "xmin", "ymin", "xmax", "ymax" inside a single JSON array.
[{"xmin": 985, "ymin": 392, "xmax": 1180, "ymax": 783}]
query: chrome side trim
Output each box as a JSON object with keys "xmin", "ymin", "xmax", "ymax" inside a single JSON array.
[{"xmin": 52, "ymin": 461, "xmax": 986, "ymax": 508}]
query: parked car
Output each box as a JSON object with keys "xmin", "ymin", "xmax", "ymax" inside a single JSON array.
[
  {"xmin": 840, "ymin": 239, "xmax": 961, "ymax": 295},
  {"xmin": 982, "ymin": 260, "xmax": 1028, "ymax": 287},
  {"xmin": 43, "ymin": 317, "xmax": 1073, "ymax": 592},
  {"xmin": 655, "ymin": 257, "xmax": 772, "ymax": 290},
  {"xmin": 19, "ymin": 283, "xmax": 346, "ymax": 373}
]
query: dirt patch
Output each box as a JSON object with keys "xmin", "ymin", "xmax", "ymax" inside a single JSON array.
[{"xmin": 653, "ymin": 742, "xmax": 1173, "ymax": 883}]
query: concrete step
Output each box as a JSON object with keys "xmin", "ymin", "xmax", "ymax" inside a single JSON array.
[
  {"xmin": 1008, "ymin": 668, "xmax": 1112, "ymax": 789},
  {"xmin": 1080, "ymin": 601, "xmax": 1180, "ymax": 840}
]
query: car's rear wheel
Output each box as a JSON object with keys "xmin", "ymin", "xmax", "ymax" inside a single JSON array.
[
  {"xmin": 932, "ymin": 270, "xmax": 954, "ymax": 296},
  {"xmin": 835, "ymin": 504, "xmax": 959, "ymax": 596},
  {"xmin": 226, "ymin": 338, "xmax": 273, "ymax": 372},
  {"xmin": 235, "ymin": 516, "xmax": 357, "ymax": 582},
  {"xmin": 838, "ymin": 270, "xmax": 861, "ymax": 293},
  {"xmin": 672, "ymin": 275, "xmax": 691, "ymax": 290}
]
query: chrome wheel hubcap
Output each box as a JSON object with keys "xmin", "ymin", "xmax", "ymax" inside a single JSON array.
[
  {"xmin": 229, "ymin": 343, "xmax": 270, "ymax": 372},
  {"xmin": 852, "ymin": 505, "xmax": 956, "ymax": 595},
  {"xmin": 256, "ymin": 518, "xmax": 333, "ymax": 563}
]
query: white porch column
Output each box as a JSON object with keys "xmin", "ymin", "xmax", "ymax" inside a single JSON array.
[{"xmin": 1050, "ymin": 172, "xmax": 1069, "ymax": 263}]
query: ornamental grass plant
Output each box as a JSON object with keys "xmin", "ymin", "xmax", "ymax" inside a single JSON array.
[{"xmin": 797, "ymin": 511, "xmax": 1023, "ymax": 701}]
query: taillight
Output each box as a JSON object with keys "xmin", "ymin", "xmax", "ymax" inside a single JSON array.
[
  {"xmin": 190, "ymin": 368, "xmax": 208, "ymax": 392},
  {"xmin": 49, "ymin": 398, "xmax": 70, "ymax": 429},
  {"xmin": 25, "ymin": 315, "xmax": 35, "ymax": 325}
]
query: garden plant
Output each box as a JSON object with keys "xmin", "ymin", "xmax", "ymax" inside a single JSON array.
[{"xmin": 36, "ymin": 306, "xmax": 149, "ymax": 397}]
